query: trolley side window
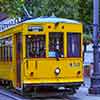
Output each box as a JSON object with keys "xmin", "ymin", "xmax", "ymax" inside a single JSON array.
[
  {"xmin": 0, "ymin": 37, "xmax": 12, "ymax": 61},
  {"xmin": 26, "ymin": 35, "xmax": 46, "ymax": 58},
  {"xmin": 49, "ymin": 32, "xmax": 64, "ymax": 57},
  {"xmin": 67, "ymin": 33, "xmax": 81, "ymax": 57}
]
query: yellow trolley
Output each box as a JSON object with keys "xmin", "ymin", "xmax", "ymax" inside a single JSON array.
[{"xmin": 0, "ymin": 17, "xmax": 83, "ymax": 94}]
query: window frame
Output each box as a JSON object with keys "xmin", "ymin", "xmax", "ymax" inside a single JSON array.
[
  {"xmin": 0, "ymin": 36, "xmax": 12, "ymax": 61},
  {"xmin": 26, "ymin": 34, "xmax": 46, "ymax": 58},
  {"xmin": 67, "ymin": 32, "xmax": 81, "ymax": 58},
  {"xmin": 48, "ymin": 32, "xmax": 64, "ymax": 58}
]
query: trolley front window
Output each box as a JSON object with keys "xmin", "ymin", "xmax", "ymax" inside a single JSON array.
[
  {"xmin": 49, "ymin": 32, "xmax": 64, "ymax": 57},
  {"xmin": 67, "ymin": 33, "xmax": 81, "ymax": 57},
  {"xmin": 26, "ymin": 35, "xmax": 46, "ymax": 58}
]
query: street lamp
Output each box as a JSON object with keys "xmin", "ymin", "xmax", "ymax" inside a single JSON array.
[{"xmin": 89, "ymin": 0, "xmax": 100, "ymax": 94}]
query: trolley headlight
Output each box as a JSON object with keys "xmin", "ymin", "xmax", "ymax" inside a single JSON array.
[{"xmin": 55, "ymin": 67, "xmax": 61, "ymax": 75}]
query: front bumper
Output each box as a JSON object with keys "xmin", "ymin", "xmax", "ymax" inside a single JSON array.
[{"xmin": 23, "ymin": 81, "xmax": 83, "ymax": 88}]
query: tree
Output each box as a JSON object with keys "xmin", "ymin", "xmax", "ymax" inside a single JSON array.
[
  {"xmin": 0, "ymin": 0, "xmax": 93, "ymax": 24},
  {"xmin": 78, "ymin": 0, "xmax": 93, "ymax": 24},
  {"xmin": 78, "ymin": 0, "xmax": 93, "ymax": 53},
  {"xmin": 0, "ymin": 0, "xmax": 80, "ymax": 20},
  {"xmin": 0, "ymin": 0, "xmax": 24, "ymax": 18}
]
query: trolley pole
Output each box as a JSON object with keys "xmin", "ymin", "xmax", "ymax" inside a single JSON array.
[{"xmin": 89, "ymin": 0, "xmax": 100, "ymax": 94}]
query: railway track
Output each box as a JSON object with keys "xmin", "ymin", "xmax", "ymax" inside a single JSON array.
[
  {"xmin": 0, "ymin": 87, "xmax": 27, "ymax": 100},
  {"xmin": 0, "ymin": 90, "xmax": 69, "ymax": 100},
  {"xmin": 0, "ymin": 89, "xmax": 71, "ymax": 100},
  {"xmin": 0, "ymin": 86, "xmax": 76, "ymax": 100}
]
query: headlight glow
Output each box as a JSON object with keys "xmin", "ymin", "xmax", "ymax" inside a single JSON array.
[
  {"xmin": 55, "ymin": 67, "xmax": 61, "ymax": 75},
  {"xmin": 55, "ymin": 68, "xmax": 60, "ymax": 74}
]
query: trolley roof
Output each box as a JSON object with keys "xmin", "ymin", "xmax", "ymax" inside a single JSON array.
[
  {"xmin": 0, "ymin": 17, "xmax": 80, "ymax": 32},
  {"xmin": 24, "ymin": 17, "xmax": 80, "ymax": 24}
]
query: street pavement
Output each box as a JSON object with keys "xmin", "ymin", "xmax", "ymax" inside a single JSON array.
[
  {"xmin": 0, "ymin": 94, "xmax": 14, "ymax": 100},
  {"xmin": 73, "ymin": 77, "xmax": 100, "ymax": 100}
]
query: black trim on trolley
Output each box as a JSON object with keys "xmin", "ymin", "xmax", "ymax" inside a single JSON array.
[{"xmin": 24, "ymin": 82, "xmax": 83, "ymax": 87}]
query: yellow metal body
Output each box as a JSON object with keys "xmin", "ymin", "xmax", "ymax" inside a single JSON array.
[{"xmin": 0, "ymin": 20, "xmax": 83, "ymax": 89}]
